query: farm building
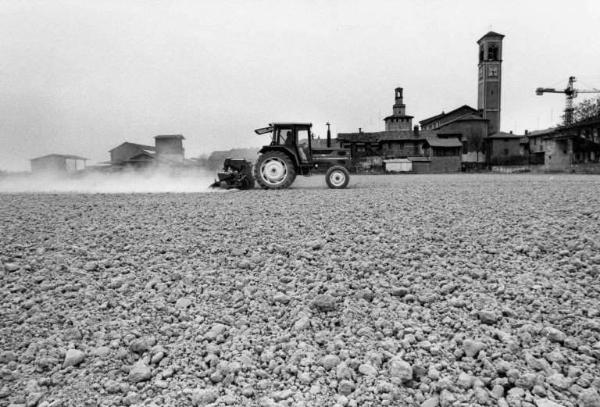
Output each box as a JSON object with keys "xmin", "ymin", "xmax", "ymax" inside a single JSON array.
[
  {"xmin": 526, "ymin": 128, "xmax": 555, "ymax": 165},
  {"xmin": 30, "ymin": 154, "xmax": 87, "ymax": 174},
  {"xmin": 205, "ymin": 148, "xmax": 259, "ymax": 170},
  {"xmin": 108, "ymin": 135, "xmax": 187, "ymax": 168},
  {"xmin": 155, "ymin": 135, "xmax": 185, "ymax": 164},
  {"xmin": 109, "ymin": 142, "xmax": 156, "ymax": 166},
  {"xmin": 533, "ymin": 117, "xmax": 600, "ymax": 172},
  {"xmin": 488, "ymin": 131, "xmax": 529, "ymax": 165}
]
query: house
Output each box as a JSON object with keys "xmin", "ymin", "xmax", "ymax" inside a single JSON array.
[
  {"xmin": 108, "ymin": 135, "xmax": 187, "ymax": 168},
  {"xmin": 526, "ymin": 128, "xmax": 555, "ymax": 165},
  {"xmin": 109, "ymin": 142, "xmax": 156, "ymax": 165},
  {"xmin": 423, "ymin": 134, "xmax": 463, "ymax": 172},
  {"xmin": 30, "ymin": 154, "xmax": 87, "ymax": 174},
  {"xmin": 337, "ymin": 128, "xmax": 462, "ymax": 173},
  {"xmin": 536, "ymin": 117, "xmax": 600, "ymax": 172},
  {"xmin": 488, "ymin": 131, "xmax": 529, "ymax": 165}
]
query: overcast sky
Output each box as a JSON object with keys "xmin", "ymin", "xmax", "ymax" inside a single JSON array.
[{"xmin": 1, "ymin": 0, "xmax": 599, "ymax": 170}]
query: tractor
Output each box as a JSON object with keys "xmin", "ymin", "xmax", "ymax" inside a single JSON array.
[{"xmin": 253, "ymin": 122, "xmax": 351, "ymax": 189}]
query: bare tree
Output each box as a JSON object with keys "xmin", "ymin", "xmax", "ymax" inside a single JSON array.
[
  {"xmin": 562, "ymin": 96, "xmax": 600, "ymax": 124},
  {"xmin": 468, "ymin": 132, "xmax": 485, "ymax": 162}
]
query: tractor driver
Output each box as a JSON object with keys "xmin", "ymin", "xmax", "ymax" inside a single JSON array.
[
  {"xmin": 298, "ymin": 139, "xmax": 308, "ymax": 163},
  {"xmin": 280, "ymin": 129, "xmax": 293, "ymax": 145}
]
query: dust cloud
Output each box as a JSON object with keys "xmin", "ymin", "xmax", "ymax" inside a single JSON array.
[{"xmin": 0, "ymin": 168, "xmax": 224, "ymax": 193}]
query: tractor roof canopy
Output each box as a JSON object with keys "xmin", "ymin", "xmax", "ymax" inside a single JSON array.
[{"xmin": 254, "ymin": 123, "xmax": 312, "ymax": 135}]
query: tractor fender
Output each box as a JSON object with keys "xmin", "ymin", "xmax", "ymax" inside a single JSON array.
[{"xmin": 257, "ymin": 146, "xmax": 300, "ymax": 170}]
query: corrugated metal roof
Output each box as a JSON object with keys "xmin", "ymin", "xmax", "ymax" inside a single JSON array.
[
  {"xmin": 109, "ymin": 142, "xmax": 156, "ymax": 152},
  {"xmin": 31, "ymin": 154, "xmax": 88, "ymax": 161}
]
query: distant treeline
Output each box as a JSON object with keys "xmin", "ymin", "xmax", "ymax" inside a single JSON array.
[{"xmin": 193, "ymin": 148, "xmax": 260, "ymax": 170}]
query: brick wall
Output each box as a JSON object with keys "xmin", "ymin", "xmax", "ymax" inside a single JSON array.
[{"xmin": 430, "ymin": 156, "xmax": 461, "ymax": 172}]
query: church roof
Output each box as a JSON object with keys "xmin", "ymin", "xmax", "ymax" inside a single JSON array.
[
  {"xmin": 477, "ymin": 31, "xmax": 505, "ymax": 43},
  {"xmin": 419, "ymin": 105, "xmax": 478, "ymax": 126},
  {"xmin": 450, "ymin": 113, "xmax": 487, "ymax": 122}
]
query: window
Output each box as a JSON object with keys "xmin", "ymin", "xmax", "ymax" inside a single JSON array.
[
  {"xmin": 278, "ymin": 129, "xmax": 293, "ymax": 145},
  {"xmin": 503, "ymin": 148, "xmax": 509, "ymax": 156},
  {"xmin": 488, "ymin": 43, "xmax": 499, "ymax": 60},
  {"xmin": 462, "ymin": 141, "xmax": 468, "ymax": 154},
  {"xmin": 297, "ymin": 129, "xmax": 309, "ymax": 144}
]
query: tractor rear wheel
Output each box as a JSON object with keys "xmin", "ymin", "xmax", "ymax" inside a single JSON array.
[
  {"xmin": 325, "ymin": 165, "xmax": 350, "ymax": 189},
  {"xmin": 254, "ymin": 151, "xmax": 296, "ymax": 189}
]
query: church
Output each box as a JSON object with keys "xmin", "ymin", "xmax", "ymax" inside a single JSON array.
[
  {"xmin": 337, "ymin": 88, "xmax": 463, "ymax": 173},
  {"xmin": 337, "ymin": 31, "xmax": 509, "ymax": 172},
  {"xmin": 419, "ymin": 31, "xmax": 507, "ymax": 167}
]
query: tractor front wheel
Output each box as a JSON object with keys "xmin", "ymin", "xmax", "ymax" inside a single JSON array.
[
  {"xmin": 325, "ymin": 165, "xmax": 350, "ymax": 189},
  {"xmin": 255, "ymin": 151, "xmax": 297, "ymax": 189}
]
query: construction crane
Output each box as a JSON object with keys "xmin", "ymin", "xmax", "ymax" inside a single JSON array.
[{"xmin": 536, "ymin": 76, "xmax": 600, "ymax": 126}]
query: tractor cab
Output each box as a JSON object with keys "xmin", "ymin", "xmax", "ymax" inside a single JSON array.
[
  {"xmin": 255, "ymin": 123, "xmax": 313, "ymax": 165},
  {"xmin": 253, "ymin": 122, "xmax": 352, "ymax": 190}
]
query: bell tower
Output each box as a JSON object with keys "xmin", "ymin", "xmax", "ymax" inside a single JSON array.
[
  {"xmin": 384, "ymin": 87, "xmax": 413, "ymax": 131},
  {"xmin": 477, "ymin": 31, "xmax": 504, "ymax": 135}
]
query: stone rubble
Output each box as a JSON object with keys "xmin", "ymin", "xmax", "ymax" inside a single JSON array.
[{"xmin": 0, "ymin": 174, "xmax": 599, "ymax": 406}]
